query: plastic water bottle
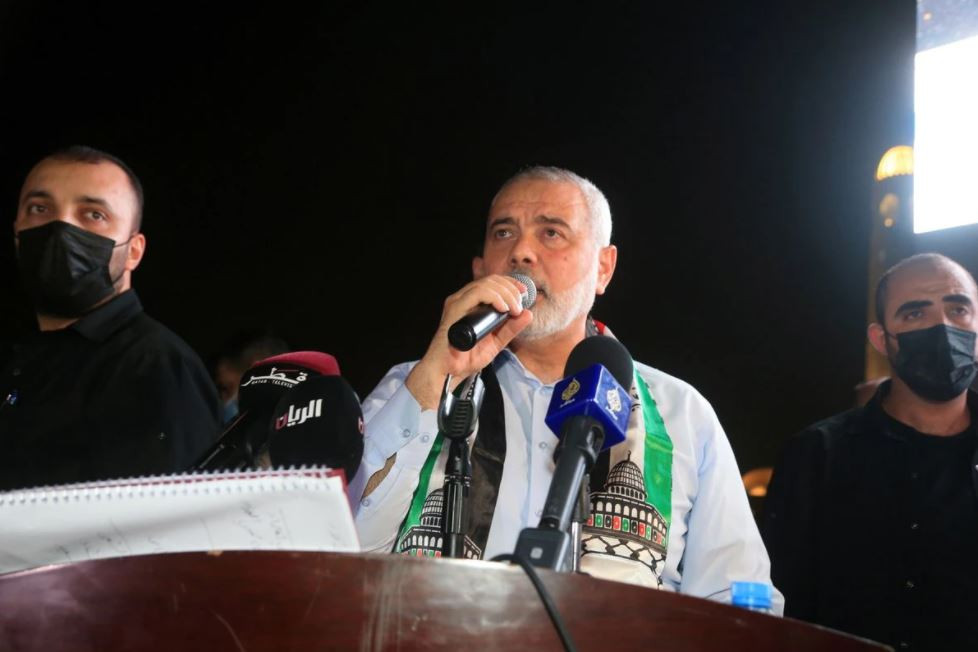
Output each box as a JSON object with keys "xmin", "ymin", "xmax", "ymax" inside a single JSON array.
[{"xmin": 730, "ymin": 581, "xmax": 773, "ymax": 614}]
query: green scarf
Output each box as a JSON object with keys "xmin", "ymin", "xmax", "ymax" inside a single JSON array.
[{"xmin": 393, "ymin": 331, "xmax": 674, "ymax": 585}]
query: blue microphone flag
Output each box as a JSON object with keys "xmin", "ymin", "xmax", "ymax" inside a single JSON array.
[{"xmin": 544, "ymin": 363, "xmax": 632, "ymax": 449}]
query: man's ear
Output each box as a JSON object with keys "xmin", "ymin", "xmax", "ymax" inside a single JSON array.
[
  {"xmin": 868, "ymin": 322, "xmax": 888, "ymax": 356},
  {"xmin": 595, "ymin": 245, "xmax": 618, "ymax": 295},
  {"xmin": 126, "ymin": 233, "xmax": 147, "ymax": 272},
  {"xmin": 472, "ymin": 255, "xmax": 485, "ymax": 280}
]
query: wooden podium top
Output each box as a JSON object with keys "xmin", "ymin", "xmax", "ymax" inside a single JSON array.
[{"xmin": 0, "ymin": 551, "xmax": 888, "ymax": 651}]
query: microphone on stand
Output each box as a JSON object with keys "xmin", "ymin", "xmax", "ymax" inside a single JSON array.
[
  {"xmin": 437, "ymin": 372, "xmax": 485, "ymax": 558},
  {"xmin": 191, "ymin": 351, "xmax": 340, "ymax": 472},
  {"xmin": 267, "ymin": 375, "xmax": 365, "ymax": 483},
  {"xmin": 513, "ymin": 336, "xmax": 634, "ymax": 571}
]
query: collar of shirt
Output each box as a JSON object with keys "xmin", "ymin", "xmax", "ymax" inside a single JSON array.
[
  {"xmin": 860, "ymin": 380, "xmax": 978, "ymax": 451},
  {"xmin": 70, "ymin": 290, "xmax": 143, "ymax": 343},
  {"xmin": 493, "ymin": 348, "xmax": 552, "ymax": 389}
]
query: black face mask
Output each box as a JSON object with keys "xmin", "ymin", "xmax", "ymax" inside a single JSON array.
[
  {"xmin": 889, "ymin": 323, "xmax": 978, "ymax": 402},
  {"xmin": 16, "ymin": 221, "xmax": 127, "ymax": 318}
]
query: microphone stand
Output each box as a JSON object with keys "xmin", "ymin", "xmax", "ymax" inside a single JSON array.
[
  {"xmin": 514, "ymin": 417, "xmax": 604, "ymax": 572},
  {"xmin": 190, "ymin": 414, "xmax": 259, "ymax": 472},
  {"xmin": 437, "ymin": 372, "xmax": 485, "ymax": 559},
  {"xmin": 569, "ymin": 472, "xmax": 591, "ymax": 573}
]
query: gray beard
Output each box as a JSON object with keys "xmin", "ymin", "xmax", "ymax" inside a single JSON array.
[{"xmin": 516, "ymin": 265, "xmax": 598, "ymax": 341}]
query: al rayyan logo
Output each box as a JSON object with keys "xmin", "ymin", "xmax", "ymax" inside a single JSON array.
[{"xmin": 274, "ymin": 399, "xmax": 323, "ymax": 430}]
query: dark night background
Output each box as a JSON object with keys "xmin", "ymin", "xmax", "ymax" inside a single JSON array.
[{"xmin": 4, "ymin": 0, "xmax": 971, "ymax": 473}]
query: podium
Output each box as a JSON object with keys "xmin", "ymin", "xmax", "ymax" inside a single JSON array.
[{"xmin": 0, "ymin": 551, "xmax": 888, "ymax": 651}]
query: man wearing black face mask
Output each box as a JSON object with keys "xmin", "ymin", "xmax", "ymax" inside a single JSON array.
[
  {"xmin": 0, "ymin": 146, "xmax": 219, "ymax": 491},
  {"xmin": 762, "ymin": 253, "xmax": 978, "ymax": 651}
]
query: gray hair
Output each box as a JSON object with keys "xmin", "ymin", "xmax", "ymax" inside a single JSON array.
[{"xmin": 492, "ymin": 166, "xmax": 613, "ymax": 246}]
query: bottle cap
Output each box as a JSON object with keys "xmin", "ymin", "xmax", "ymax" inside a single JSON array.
[{"xmin": 731, "ymin": 581, "xmax": 772, "ymax": 609}]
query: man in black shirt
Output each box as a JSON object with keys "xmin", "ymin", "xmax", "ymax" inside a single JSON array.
[
  {"xmin": 763, "ymin": 253, "xmax": 978, "ymax": 651},
  {"xmin": 0, "ymin": 146, "xmax": 219, "ymax": 491}
]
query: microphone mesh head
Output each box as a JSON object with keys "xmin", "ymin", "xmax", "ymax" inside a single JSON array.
[
  {"xmin": 508, "ymin": 272, "xmax": 537, "ymax": 309},
  {"xmin": 565, "ymin": 336, "xmax": 634, "ymax": 388}
]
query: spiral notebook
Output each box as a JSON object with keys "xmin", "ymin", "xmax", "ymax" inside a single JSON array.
[{"xmin": 0, "ymin": 467, "xmax": 360, "ymax": 575}]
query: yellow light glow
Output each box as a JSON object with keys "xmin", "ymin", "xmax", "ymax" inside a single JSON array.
[
  {"xmin": 741, "ymin": 467, "xmax": 772, "ymax": 497},
  {"xmin": 876, "ymin": 145, "xmax": 914, "ymax": 181},
  {"xmin": 879, "ymin": 193, "xmax": 900, "ymax": 226}
]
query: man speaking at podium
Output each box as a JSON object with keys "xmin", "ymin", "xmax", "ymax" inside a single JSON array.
[
  {"xmin": 351, "ymin": 166, "xmax": 780, "ymax": 609},
  {"xmin": 0, "ymin": 147, "xmax": 219, "ymax": 491}
]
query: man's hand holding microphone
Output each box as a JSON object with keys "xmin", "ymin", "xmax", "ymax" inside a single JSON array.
[{"xmin": 405, "ymin": 273, "xmax": 536, "ymax": 410}]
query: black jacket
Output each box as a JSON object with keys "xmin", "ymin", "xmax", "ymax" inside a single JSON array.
[
  {"xmin": 762, "ymin": 382, "xmax": 978, "ymax": 651},
  {"xmin": 0, "ymin": 290, "xmax": 219, "ymax": 491}
]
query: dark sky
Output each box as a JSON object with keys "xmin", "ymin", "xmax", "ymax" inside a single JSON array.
[{"xmin": 0, "ymin": 1, "xmax": 940, "ymax": 472}]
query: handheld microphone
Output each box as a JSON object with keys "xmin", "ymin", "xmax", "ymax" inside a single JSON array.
[
  {"xmin": 447, "ymin": 272, "xmax": 537, "ymax": 351},
  {"xmin": 191, "ymin": 351, "xmax": 340, "ymax": 472},
  {"xmin": 513, "ymin": 336, "xmax": 634, "ymax": 571},
  {"xmin": 267, "ymin": 375, "xmax": 365, "ymax": 483}
]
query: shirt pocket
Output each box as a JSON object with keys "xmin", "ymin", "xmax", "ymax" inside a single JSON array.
[{"xmin": 354, "ymin": 462, "xmax": 417, "ymax": 552}]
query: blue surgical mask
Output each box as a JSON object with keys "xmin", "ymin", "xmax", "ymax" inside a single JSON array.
[{"xmin": 221, "ymin": 397, "xmax": 239, "ymax": 425}]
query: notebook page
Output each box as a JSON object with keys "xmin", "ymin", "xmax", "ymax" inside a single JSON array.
[{"xmin": 0, "ymin": 467, "xmax": 360, "ymax": 574}]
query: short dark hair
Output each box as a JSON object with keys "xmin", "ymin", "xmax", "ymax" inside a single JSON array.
[
  {"xmin": 874, "ymin": 253, "xmax": 974, "ymax": 326},
  {"xmin": 218, "ymin": 330, "xmax": 291, "ymax": 373},
  {"xmin": 42, "ymin": 145, "xmax": 144, "ymax": 230}
]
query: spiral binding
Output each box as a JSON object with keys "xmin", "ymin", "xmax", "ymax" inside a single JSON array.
[{"xmin": 0, "ymin": 465, "xmax": 336, "ymax": 506}]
